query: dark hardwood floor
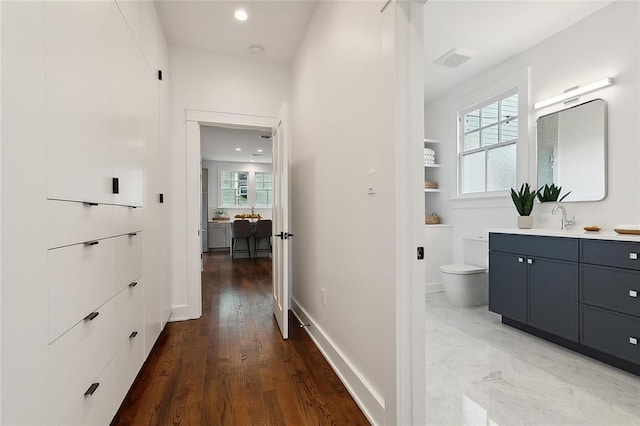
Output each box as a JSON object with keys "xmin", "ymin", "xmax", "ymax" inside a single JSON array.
[{"xmin": 112, "ymin": 252, "xmax": 369, "ymax": 425}]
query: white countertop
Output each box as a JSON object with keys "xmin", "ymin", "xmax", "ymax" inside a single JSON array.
[{"xmin": 489, "ymin": 228, "xmax": 640, "ymax": 242}]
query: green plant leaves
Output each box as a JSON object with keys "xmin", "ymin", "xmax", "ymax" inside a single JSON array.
[
  {"xmin": 537, "ymin": 183, "xmax": 571, "ymax": 203},
  {"xmin": 510, "ymin": 183, "xmax": 538, "ymax": 216}
]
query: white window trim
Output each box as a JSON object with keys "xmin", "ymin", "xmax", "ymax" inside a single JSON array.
[
  {"xmin": 218, "ymin": 169, "xmax": 273, "ymax": 208},
  {"xmin": 451, "ymin": 69, "xmax": 530, "ymax": 202}
]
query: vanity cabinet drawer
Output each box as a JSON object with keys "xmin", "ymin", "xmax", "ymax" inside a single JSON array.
[
  {"xmin": 48, "ymin": 296, "xmax": 117, "ymax": 424},
  {"xmin": 61, "ymin": 363, "xmax": 115, "ymax": 426},
  {"xmin": 581, "ymin": 305, "xmax": 640, "ymax": 364},
  {"xmin": 48, "ymin": 238, "xmax": 114, "ymax": 342},
  {"xmin": 113, "ymin": 232, "xmax": 143, "ymax": 292},
  {"xmin": 581, "ymin": 264, "xmax": 640, "ymax": 317},
  {"xmin": 47, "ymin": 200, "xmax": 113, "ymax": 249},
  {"xmin": 113, "ymin": 278, "xmax": 144, "ymax": 346},
  {"xmin": 112, "ymin": 205, "xmax": 142, "ymax": 237},
  {"xmin": 581, "ymin": 239, "xmax": 640, "ymax": 270},
  {"xmin": 113, "ymin": 320, "xmax": 145, "ymax": 408},
  {"xmin": 489, "ymin": 233, "xmax": 578, "ymax": 261}
]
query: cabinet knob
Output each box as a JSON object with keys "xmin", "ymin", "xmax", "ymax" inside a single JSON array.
[
  {"xmin": 129, "ymin": 281, "xmax": 138, "ymax": 288},
  {"xmin": 84, "ymin": 382, "xmax": 100, "ymax": 396},
  {"xmin": 518, "ymin": 257, "xmax": 524, "ymax": 263},
  {"xmin": 630, "ymin": 253, "xmax": 638, "ymax": 260},
  {"xmin": 129, "ymin": 331, "xmax": 138, "ymax": 339},
  {"xmin": 630, "ymin": 337, "xmax": 638, "ymax": 345},
  {"xmin": 630, "ymin": 290, "xmax": 638, "ymax": 298},
  {"xmin": 527, "ymin": 258, "xmax": 533, "ymax": 264}
]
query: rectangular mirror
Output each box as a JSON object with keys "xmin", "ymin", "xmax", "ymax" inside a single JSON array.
[{"xmin": 536, "ymin": 99, "xmax": 607, "ymax": 202}]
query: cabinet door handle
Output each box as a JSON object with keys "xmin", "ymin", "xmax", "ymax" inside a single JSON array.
[
  {"xmin": 129, "ymin": 281, "xmax": 138, "ymax": 288},
  {"xmin": 129, "ymin": 331, "xmax": 138, "ymax": 339},
  {"xmin": 630, "ymin": 253, "xmax": 638, "ymax": 260},
  {"xmin": 527, "ymin": 258, "xmax": 533, "ymax": 264},
  {"xmin": 128, "ymin": 232, "xmax": 138, "ymax": 237},
  {"xmin": 630, "ymin": 290, "xmax": 638, "ymax": 298},
  {"xmin": 518, "ymin": 257, "xmax": 524, "ymax": 263},
  {"xmin": 112, "ymin": 177, "xmax": 120, "ymax": 194},
  {"xmin": 84, "ymin": 382, "xmax": 100, "ymax": 396},
  {"xmin": 84, "ymin": 311, "xmax": 99, "ymax": 321},
  {"xmin": 83, "ymin": 202, "xmax": 99, "ymax": 207},
  {"xmin": 83, "ymin": 240, "xmax": 99, "ymax": 247},
  {"xmin": 630, "ymin": 337, "xmax": 638, "ymax": 345}
]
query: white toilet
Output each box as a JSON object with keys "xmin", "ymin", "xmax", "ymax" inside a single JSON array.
[{"xmin": 440, "ymin": 236, "xmax": 488, "ymax": 307}]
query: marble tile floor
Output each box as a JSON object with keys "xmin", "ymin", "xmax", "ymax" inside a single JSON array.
[{"xmin": 425, "ymin": 292, "xmax": 640, "ymax": 425}]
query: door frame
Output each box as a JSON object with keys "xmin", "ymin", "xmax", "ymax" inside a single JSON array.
[{"xmin": 185, "ymin": 110, "xmax": 276, "ymax": 319}]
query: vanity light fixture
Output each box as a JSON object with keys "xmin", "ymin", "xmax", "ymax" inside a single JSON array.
[
  {"xmin": 533, "ymin": 77, "xmax": 614, "ymax": 110},
  {"xmin": 234, "ymin": 9, "xmax": 248, "ymax": 21}
]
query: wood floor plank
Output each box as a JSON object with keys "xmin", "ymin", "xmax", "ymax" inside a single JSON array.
[{"xmin": 111, "ymin": 252, "xmax": 369, "ymax": 425}]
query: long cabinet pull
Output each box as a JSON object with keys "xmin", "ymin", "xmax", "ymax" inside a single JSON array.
[
  {"xmin": 129, "ymin": 331, "xmax": 138, "ymax": 339},
  {"xmin": 84, "ymin": 382, "xmax": 100, "ymax": 396},
  {"xmin": 84, "ymin": 240, "xmax": 99, "ymax": 247},
  {"xmin": 84, "ymin": 311, "xmax": 99, "ymax": 321},
  {"xmin": 82, "ymin": 202, "xmax": 99, "ymax": 207},
  {"xmin": 129, "ymin": 281, "xmax": 138, "ymax": 288}
]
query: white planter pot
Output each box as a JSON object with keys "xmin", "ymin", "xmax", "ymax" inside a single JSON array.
[{"xmin": 518, "ymin": 216, "xmax": 533, "ymax": 229}]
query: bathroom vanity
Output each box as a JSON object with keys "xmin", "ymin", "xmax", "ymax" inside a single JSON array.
[{"xmin": 489, "ymin": 229, "xmax": 640, "ymax": 375}]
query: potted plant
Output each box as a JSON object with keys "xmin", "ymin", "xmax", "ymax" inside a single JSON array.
[
  {"xmin": 537, "ymin": 183, "xmax": 571, "ymax": 203},
  {"xmin": 510, "ymin": 183, "xmax": 538, "ymax": 229}
]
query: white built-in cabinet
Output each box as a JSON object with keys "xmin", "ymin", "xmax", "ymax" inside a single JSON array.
[{"xmin": 1, "ymin": 1, "xmax": 171, "ymax": 424}]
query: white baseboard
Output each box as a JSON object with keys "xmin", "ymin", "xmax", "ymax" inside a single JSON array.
[
  {"xmin": 425, "ymin": 282, "xmax": 443, "ymax": 294},
  {"xmin": 291, "ymin": 298, "xmax": 384, "ymax": 425},
  {"xmin": 167, "ymin": 304, "xmax": 191, "ymax": 322}
]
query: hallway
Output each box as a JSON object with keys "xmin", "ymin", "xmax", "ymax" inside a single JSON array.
[{"xmin": 112, "ymin": 252, "xmax": 368, "ymax": 425}]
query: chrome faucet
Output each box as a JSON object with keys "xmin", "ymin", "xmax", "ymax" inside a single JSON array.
[{"xmin": 552, "ymin": 205, "xmax": 575, "ymax": 230}]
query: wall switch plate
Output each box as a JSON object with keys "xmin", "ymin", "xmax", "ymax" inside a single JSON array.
[
  {"xmin": 368, "ymin": 170, "xmax": 376, "ymax": 194},
  {"xmin": 321, "ymin": 288, "xmax": 327, "ymax": 306}
]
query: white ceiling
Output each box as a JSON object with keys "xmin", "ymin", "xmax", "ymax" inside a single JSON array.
[
  {"xmin": 154, "ymin": 0, "xmax": 318, "ymax": 63},
  {"xmin": 200, "ymin": 126, "xmax": 273, "ymax": 163},
  {"xmin": 423, "ymin": 0, "xmax": 615, "ymax": 102}
]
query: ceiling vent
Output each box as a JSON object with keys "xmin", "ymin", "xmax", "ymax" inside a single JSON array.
[
  {"xmin": 258, "ymin": 135, "xmax": 272, "ymax": 140},
  {"xmin": 434, "ymin": 49, "xmax": 472, "ymax": 68},
  {"xmin": 252, "ymin": 153, "xmax": 265, "ymax": 157}
]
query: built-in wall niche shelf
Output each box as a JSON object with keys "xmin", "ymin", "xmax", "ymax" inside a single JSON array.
[
  {"xmin": 424, "ymin": 163, "xmax": 442, "ymax": 168},
  {"xmin": 424, "ymin": 138, "xmax": 442, "ymax": 144},
  {"xmin": 424, "ymin": 188, "xmax": 442, "ymax": 193}
]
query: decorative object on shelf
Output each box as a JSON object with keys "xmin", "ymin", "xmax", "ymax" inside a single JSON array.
[
  {"xmin": 614, "ymin": 225, "xmax": 640, "ymax": 235},
  {"xmin": 235, "ymin": 213, "xmax": 261, "ymax": 219},
  {"xmin": 424, "ymin": 181, "xmax": 438, "ymax": 189},
  {"xmin": 425, "ymin": 212, "xmax": 441, "ymax": 225},
  {"xmin": 583, "ymin": 225, "xmax": 601, "ymax": 232},
  {"xmin": 424, "ymin": 147, "xmax": 436, "ymax": 165},
  {"xmin": 537, "ymin": 183, "xmax": 571, "ymax": 203},
  {"xmin": 214, "ymin": 208, "xmax": 228, "ymax": 219},
  {"xmin": 510, "ymin": 183, "xmax": 539, "ymax": 229}
]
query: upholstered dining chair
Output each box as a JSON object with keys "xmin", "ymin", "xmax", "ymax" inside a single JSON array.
[
  {"xmin": 231, "ymin": 220, "xmax": 252, "ymax": 259},
  {"xmin": 253, "ymin": 219, "xmax": 272, "ymax": 258}
]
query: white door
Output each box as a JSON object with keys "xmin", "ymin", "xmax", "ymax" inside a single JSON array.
[{"xmin": 272, "ymin": 103, "xmax": 291, "ymax": 339}]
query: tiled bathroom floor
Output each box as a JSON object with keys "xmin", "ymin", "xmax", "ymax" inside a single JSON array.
[{"xmin": 425, "ymin": 292, "xmax": 640, "ymax": 425}]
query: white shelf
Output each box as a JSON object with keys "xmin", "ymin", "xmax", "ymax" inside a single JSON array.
[
  {"xmin": 424, "ymin": 188, "xmax": 441, "ymax": 193},
  {"xmin": 424, "ymin": 163, "xmax": 442, "ymax": 168},
  {"xmin": 424, "ymin": 138, "xmax": 441, "ymax": 144}
]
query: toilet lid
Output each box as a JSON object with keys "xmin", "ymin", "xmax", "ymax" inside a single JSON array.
[{"xmin": 440, "ymin": 264, "xmax": 487, "ymax": 275}]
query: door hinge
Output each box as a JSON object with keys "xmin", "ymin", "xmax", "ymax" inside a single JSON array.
[{"xmin": 417, "ymin": 247, "xmax": 424, "ymax": 260}]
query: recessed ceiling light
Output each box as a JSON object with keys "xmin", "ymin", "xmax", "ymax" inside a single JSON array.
[
  {"xmin": 257, "ymin": 149, "xmax": 263, "ymax": 152},
  {"xmin": 251, "ymin": 160, "xmax": 255, "ymax": 163},
  {"xmin": 235, "ymin": 148, "xmax": 241, "ymax": 151},
  {"xmin": 234, "ymin": 9, "xmax": 248, "ymax": 21}
]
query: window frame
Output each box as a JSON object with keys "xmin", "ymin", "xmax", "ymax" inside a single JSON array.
[
  {"xmin": 218, "ymin": 169, "xmax": 273, "ymax": 208},
  {"xmin": 254, "ymin": 172, "xmax": 273, "ymax": 207},
  {"xmin": 458, "ymin": 87, "xmax": 519, "ymax": 197},
  {"xmin": 220, "ymin": 170, "xmax": 249, "ymax": 207}
]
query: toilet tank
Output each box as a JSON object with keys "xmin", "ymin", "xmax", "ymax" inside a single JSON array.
[{"xmin": 463, "ymin": 236, "xmax": 488, "ymax": 267}]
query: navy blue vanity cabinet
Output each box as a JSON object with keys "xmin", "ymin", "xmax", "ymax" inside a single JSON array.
[
  {"xmin": 580, "ymin": 239, "xmax": 640, "ymax": 364},
  {"xmin": 489, "ymin": 233, "xmax": 579, "ymax": 342}
]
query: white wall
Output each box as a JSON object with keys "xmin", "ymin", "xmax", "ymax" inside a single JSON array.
[
  {"xmin": 290, "ymin": 3, "xmax": 425, "ymax": 424},
  {"xmin": 425, "ymin": 1, "xmax": 640, "ymax": 263},
  {"xmin": 169, "ymin": 47, "xmax": 290, "ymax": 318},
  {"xmin": 202, "ymin": 160, "xmax": 272, "ymax": 219}
]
